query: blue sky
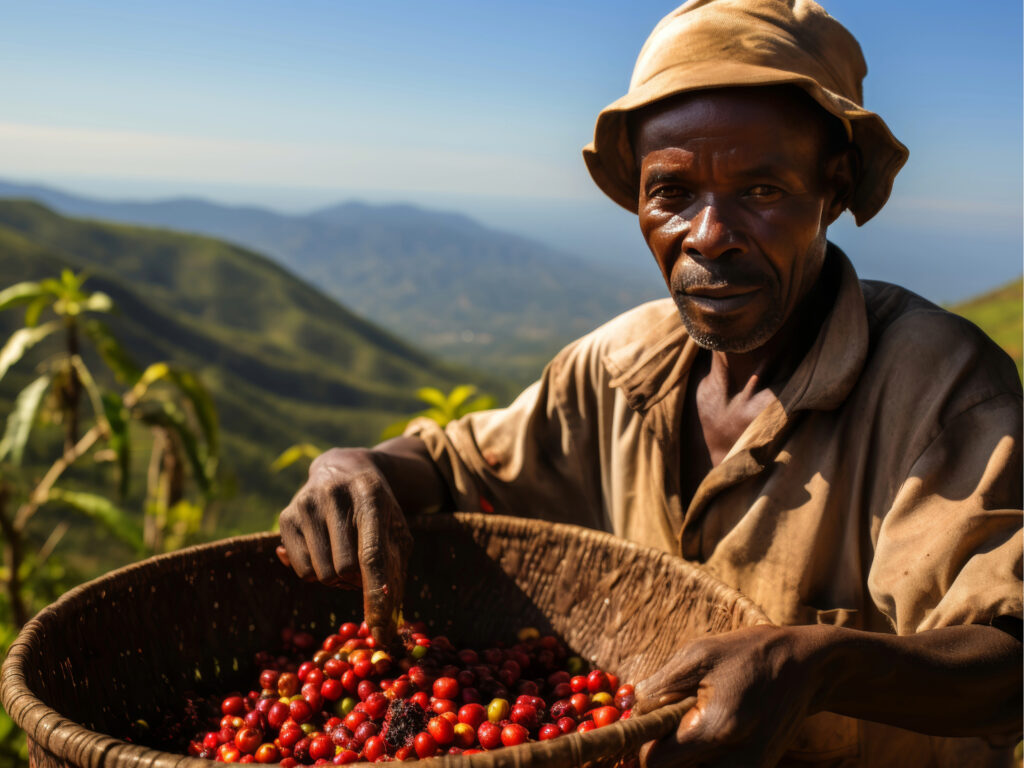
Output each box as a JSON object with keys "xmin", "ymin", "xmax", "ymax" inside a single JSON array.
[{"xmin": 1, "ymin": 1, "xmax": 1020, "ymax": 302}]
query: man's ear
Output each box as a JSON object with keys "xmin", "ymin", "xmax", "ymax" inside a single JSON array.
[{"xmin": 823, "ymin": 145, "xmax": 861, "ymax": 225}]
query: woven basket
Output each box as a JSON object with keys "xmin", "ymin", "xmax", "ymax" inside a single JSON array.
[{"xmin": 2, "ymin": 512, "xmax": 771, "ymax": 767}]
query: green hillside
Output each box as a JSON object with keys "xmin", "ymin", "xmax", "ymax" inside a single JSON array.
[
  {"xmin": 0, "ymin": 200, "xmax": 499, "ymax": 534},
  {"xmin": 950, "ymin": 277, "xmax": 1023, "ymax": 378},
  {"xmin": 0, "ymin": 183, "xmax": 667, "ymax": 386}
]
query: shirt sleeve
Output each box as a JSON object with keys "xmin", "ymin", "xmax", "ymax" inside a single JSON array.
[
  {"xmin": 402, "ymin": 341, "xmax": 609, "ymax": 532},
  {"xmin": 867, "ymin": 391, "xmax": 1023, "ymax": 635}
]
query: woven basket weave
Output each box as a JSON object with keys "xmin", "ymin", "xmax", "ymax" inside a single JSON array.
[{"xmin": 2, "ymin": 512, "xmax": 771, "ymax": 767}]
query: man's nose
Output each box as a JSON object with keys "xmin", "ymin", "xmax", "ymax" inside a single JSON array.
[{"xmin": 682, "ymin": 203, "xmax": 745, "ymax": 260}]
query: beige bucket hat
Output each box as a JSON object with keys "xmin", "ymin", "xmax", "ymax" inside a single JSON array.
[{"xmin": 582, "ymin": 0, "xmax": 909, "ymax": 225}]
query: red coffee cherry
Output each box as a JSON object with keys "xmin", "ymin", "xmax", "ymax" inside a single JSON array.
[
  {"xmin": 538, "ymin": 723, "xmax": 561, "ymax": 741},
  {"xmin": 362, "ymin": 735, "xmax": 386, "ymax": 761},
  {"xmin": 587, "ymin": 670, "xmax": 611, "ymax": 694},
  {"xmin": 458, "ymin": 703, "xmax": 487, "ymax": 729},
  {"xmin": 427, "ymin": 716, "xmax": 455, "ymax": 746},
  {"xmin": 500, "ymin": 723, "xmax": 529, "ymax": 747},
  {"xmin": 414, "ymin": 731, "xmax": 438, "ymax": 758},
  {"xmin": 591, "ymin": 705, "xmax": 620, "ymax": 728},
  {"xmin": 433, "ymin": 677, "xmax": 459, "ymax": 700},
  {"xmin": 477, "ymin": 721, "xmax": 502, "ymax": 750}
]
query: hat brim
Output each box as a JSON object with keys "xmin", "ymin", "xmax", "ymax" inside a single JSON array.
[{"xmin": 582, "ymin": 61, "xmax": 908, "ymax": 226}]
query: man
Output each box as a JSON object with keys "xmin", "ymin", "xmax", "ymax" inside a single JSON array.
[{"xmin": 277, "ymin": 1, "xmax": 1022, "ymax": 765}]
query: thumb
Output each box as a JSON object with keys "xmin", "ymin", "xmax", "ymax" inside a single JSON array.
[
  {"xmin": 634, "ymin": 658, "xmax": 702, "ymax": 715},
  {"xmin": 641, "ymin": 703, "xmax": 714, "ymax": 768},
  {"xmin": 275, "ymin": 545, "xmax": 291, "ymax": 568}
]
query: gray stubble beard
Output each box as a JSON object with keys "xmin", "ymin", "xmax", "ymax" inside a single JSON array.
[{"xmin": 670, "ymin": 288, "xmax": 784, "ymax": 354}]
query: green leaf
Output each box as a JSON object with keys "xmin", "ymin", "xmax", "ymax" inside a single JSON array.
[
  {"xmin": 164, "ymin": 499, "xmax": 204, "ymax": 551},
  {"xmin": 60, "ymin": 268, "xmax": 81, "ymax": 293},
  {"xmin": 0, "ymin": 320, "xmax": 60, "ymax": 381},
  {"xmin": 46, "ymin": 488, "xmax": 144, "ymax": 555},
  {"xmin": 270, "ymin": 443, "xmax": 321, "ymax": 472},
  {"xmin": 138, "ymin": 362, "xmax": 172, "ymax": 388},
  {"xmin": 102, "ymin": 391, "xmax": 131, "ymax": 499},
  {"xmin": 82, "ymin": 318, "xmax": 140, "ymax": 384},
  {"xmin": 446, "ymin": 384, "xmax": 478, "ymax": 411},
  {"xmin": 37, "ymin": 277, "xmax": 64, "ymax": 295},
  {"xmin": 165, "ymin": 368, "xmax": 219, "ymax": 459},
  {"xmin": 0, "ymin": 281, "xmax": 47, "ymax": 313},
  {"xmin": 24, "ymin": 294, "xmax": 50, "ymax": 327},
  {"xmin": 0, "ymin": 375, "xmax": 51, "ymax": 465},
  {"xmin": 82, "ymin": 291, "xmax": 113, "ymax": 313},
  {"xmin": 69, "ymin": 356, "xmax": 108, "ymax": 433},
  {"xmin": 414, "ymin": 387, "xmax": 449, "ymax": 410}
]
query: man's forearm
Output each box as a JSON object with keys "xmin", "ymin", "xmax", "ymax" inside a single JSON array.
[
  {"xmin": 807, "ymin": 622, "xmax": 1022, "ymax": 739},
  {"xmin": 368, "ymin": 435, "xmax": 454, "ymax": 516}
]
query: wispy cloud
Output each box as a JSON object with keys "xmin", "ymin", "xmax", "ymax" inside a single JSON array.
[{"xmin": 0, "ymin": 121, "xmax": 588, "ymax": 200}]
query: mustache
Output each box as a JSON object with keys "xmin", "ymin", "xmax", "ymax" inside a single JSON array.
[{"xmin": 670, "ymin": 262, "xmax": 770, "ymax": 293}]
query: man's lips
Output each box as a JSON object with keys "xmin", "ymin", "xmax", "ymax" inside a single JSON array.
[
  {"xmin": 681, "ymin": 284, "xmax": 761, "ymax": 312},
  {"xmin": 686, "ymin": 284, "xmax": 760, "ymax": 299}
]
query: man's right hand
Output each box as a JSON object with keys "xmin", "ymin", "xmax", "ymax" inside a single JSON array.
[{"xmin": 276, "ymin": 446, "xmax": 414, "ymax": 644}]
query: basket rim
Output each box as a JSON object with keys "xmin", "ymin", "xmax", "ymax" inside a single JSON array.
[{"xmin": 1, "ymin": 512, "xmax": 771, "ymax": 766}]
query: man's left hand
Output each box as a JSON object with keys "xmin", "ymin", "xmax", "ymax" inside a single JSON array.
[
  {"xmin": 634, "ymin": 621, "xmax": 1023, "ymax": 767},
  {"xmin": 634, "ymin": 625, "xmax": 823, "ymax": 768}
]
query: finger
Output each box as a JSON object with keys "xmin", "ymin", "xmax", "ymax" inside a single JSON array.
[
  {"xmin": 634, "ymin": 691, "xmax": 688, "ymax": 716},
  {"xmin": 303, "ymin": 521, "xmax": 337, "ymax": 583},
  {"xmin": 354, "ymin": 495, "xmax": 400, "ymax": 643},
  {"xmin": 279, "ymin": 514, "xmax": 315, "ymax": 580},
  {"xmin": 326, "ymin": 497, "xmax": 362, "ymax": 587},
  {"xmin": 275, "ymin": 545, "xmax": 291, "ymax": 568},
  {"xmin": 642, "ymin": 705, "xmax": 716, "ymax": 768},
  {"xmin": 635, "ymin": 672, "xmax": 698, "ymax": 716},
  {"xmin": 635, "ymin": 649, "xmax": 705, "ymax": 714}
]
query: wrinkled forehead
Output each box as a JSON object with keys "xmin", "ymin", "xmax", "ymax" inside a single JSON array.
[{"xmin": 630, "ymin": 85, "xmax": 844, "ymax": 166}]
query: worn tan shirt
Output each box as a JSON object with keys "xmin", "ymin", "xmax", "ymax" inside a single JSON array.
[{"xmin": 406, "ymin": 251, "xmax": 1023, "ymax": 767}]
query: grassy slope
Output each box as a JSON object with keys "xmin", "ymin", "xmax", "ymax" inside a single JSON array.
[
  {"xmin": 949, "ymin": 277, "xmax": 1023, "ymax": 379},
  {"xmin": 0, "ymin": 201, "xmax": 500, "ymax": 534}
]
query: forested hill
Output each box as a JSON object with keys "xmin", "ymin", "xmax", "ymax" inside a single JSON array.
[
  {"xmin": 0, "ymin": 200, "xmax": 494, "ymax": 529},
  {"xmin": 0, "ymin": 180, "xmax": 665, "ymax": 385}
]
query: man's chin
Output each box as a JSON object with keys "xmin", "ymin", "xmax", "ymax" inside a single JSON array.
[{"xmin": 675, "ymin": 305, "xmax": 783, "ymax": 354}]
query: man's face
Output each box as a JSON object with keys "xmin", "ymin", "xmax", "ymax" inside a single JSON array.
[{"xmin": 634, "ymin": 87, "xmax": 847, "ymax": 353}]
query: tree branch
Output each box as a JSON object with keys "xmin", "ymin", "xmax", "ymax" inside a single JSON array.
[{"xmin": 14, "ymin": 422, "xmax": 106, "ymax": 531}]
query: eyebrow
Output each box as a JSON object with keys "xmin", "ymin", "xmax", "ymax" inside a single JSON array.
[
  {"xmin": 642, "ymin": 160, "xmax": 804, "ymax": 188},
  {"xmin": 642, "ymin": 169, "xmax": 684, "ymax": 188}
]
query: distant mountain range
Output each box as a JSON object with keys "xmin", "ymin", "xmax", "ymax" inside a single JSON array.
[
  {"xmin": 0, "ymin": 180, "xmax": 665, "ymax": 385},
  {"xmin": 0, "ymin": 200, "xmax": 490, "ymax": 531}
]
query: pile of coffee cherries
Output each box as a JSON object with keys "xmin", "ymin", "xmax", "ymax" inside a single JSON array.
[{"xmin": 185, "ymin": 621, "xmax": 636, "ymax": 763}]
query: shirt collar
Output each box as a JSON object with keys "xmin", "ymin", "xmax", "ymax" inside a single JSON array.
[{"xmin": 603, "ymin": 244, "xmax": 870, "ymax": 416}]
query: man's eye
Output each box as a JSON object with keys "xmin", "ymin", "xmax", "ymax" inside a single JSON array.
[
  {"xmin": 651, "ymin": 185, "xmax": 690, "ymax": 199},
  {"xmin": 746, "ymin": 185, "xmax": 782, "ymax": 199}
]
